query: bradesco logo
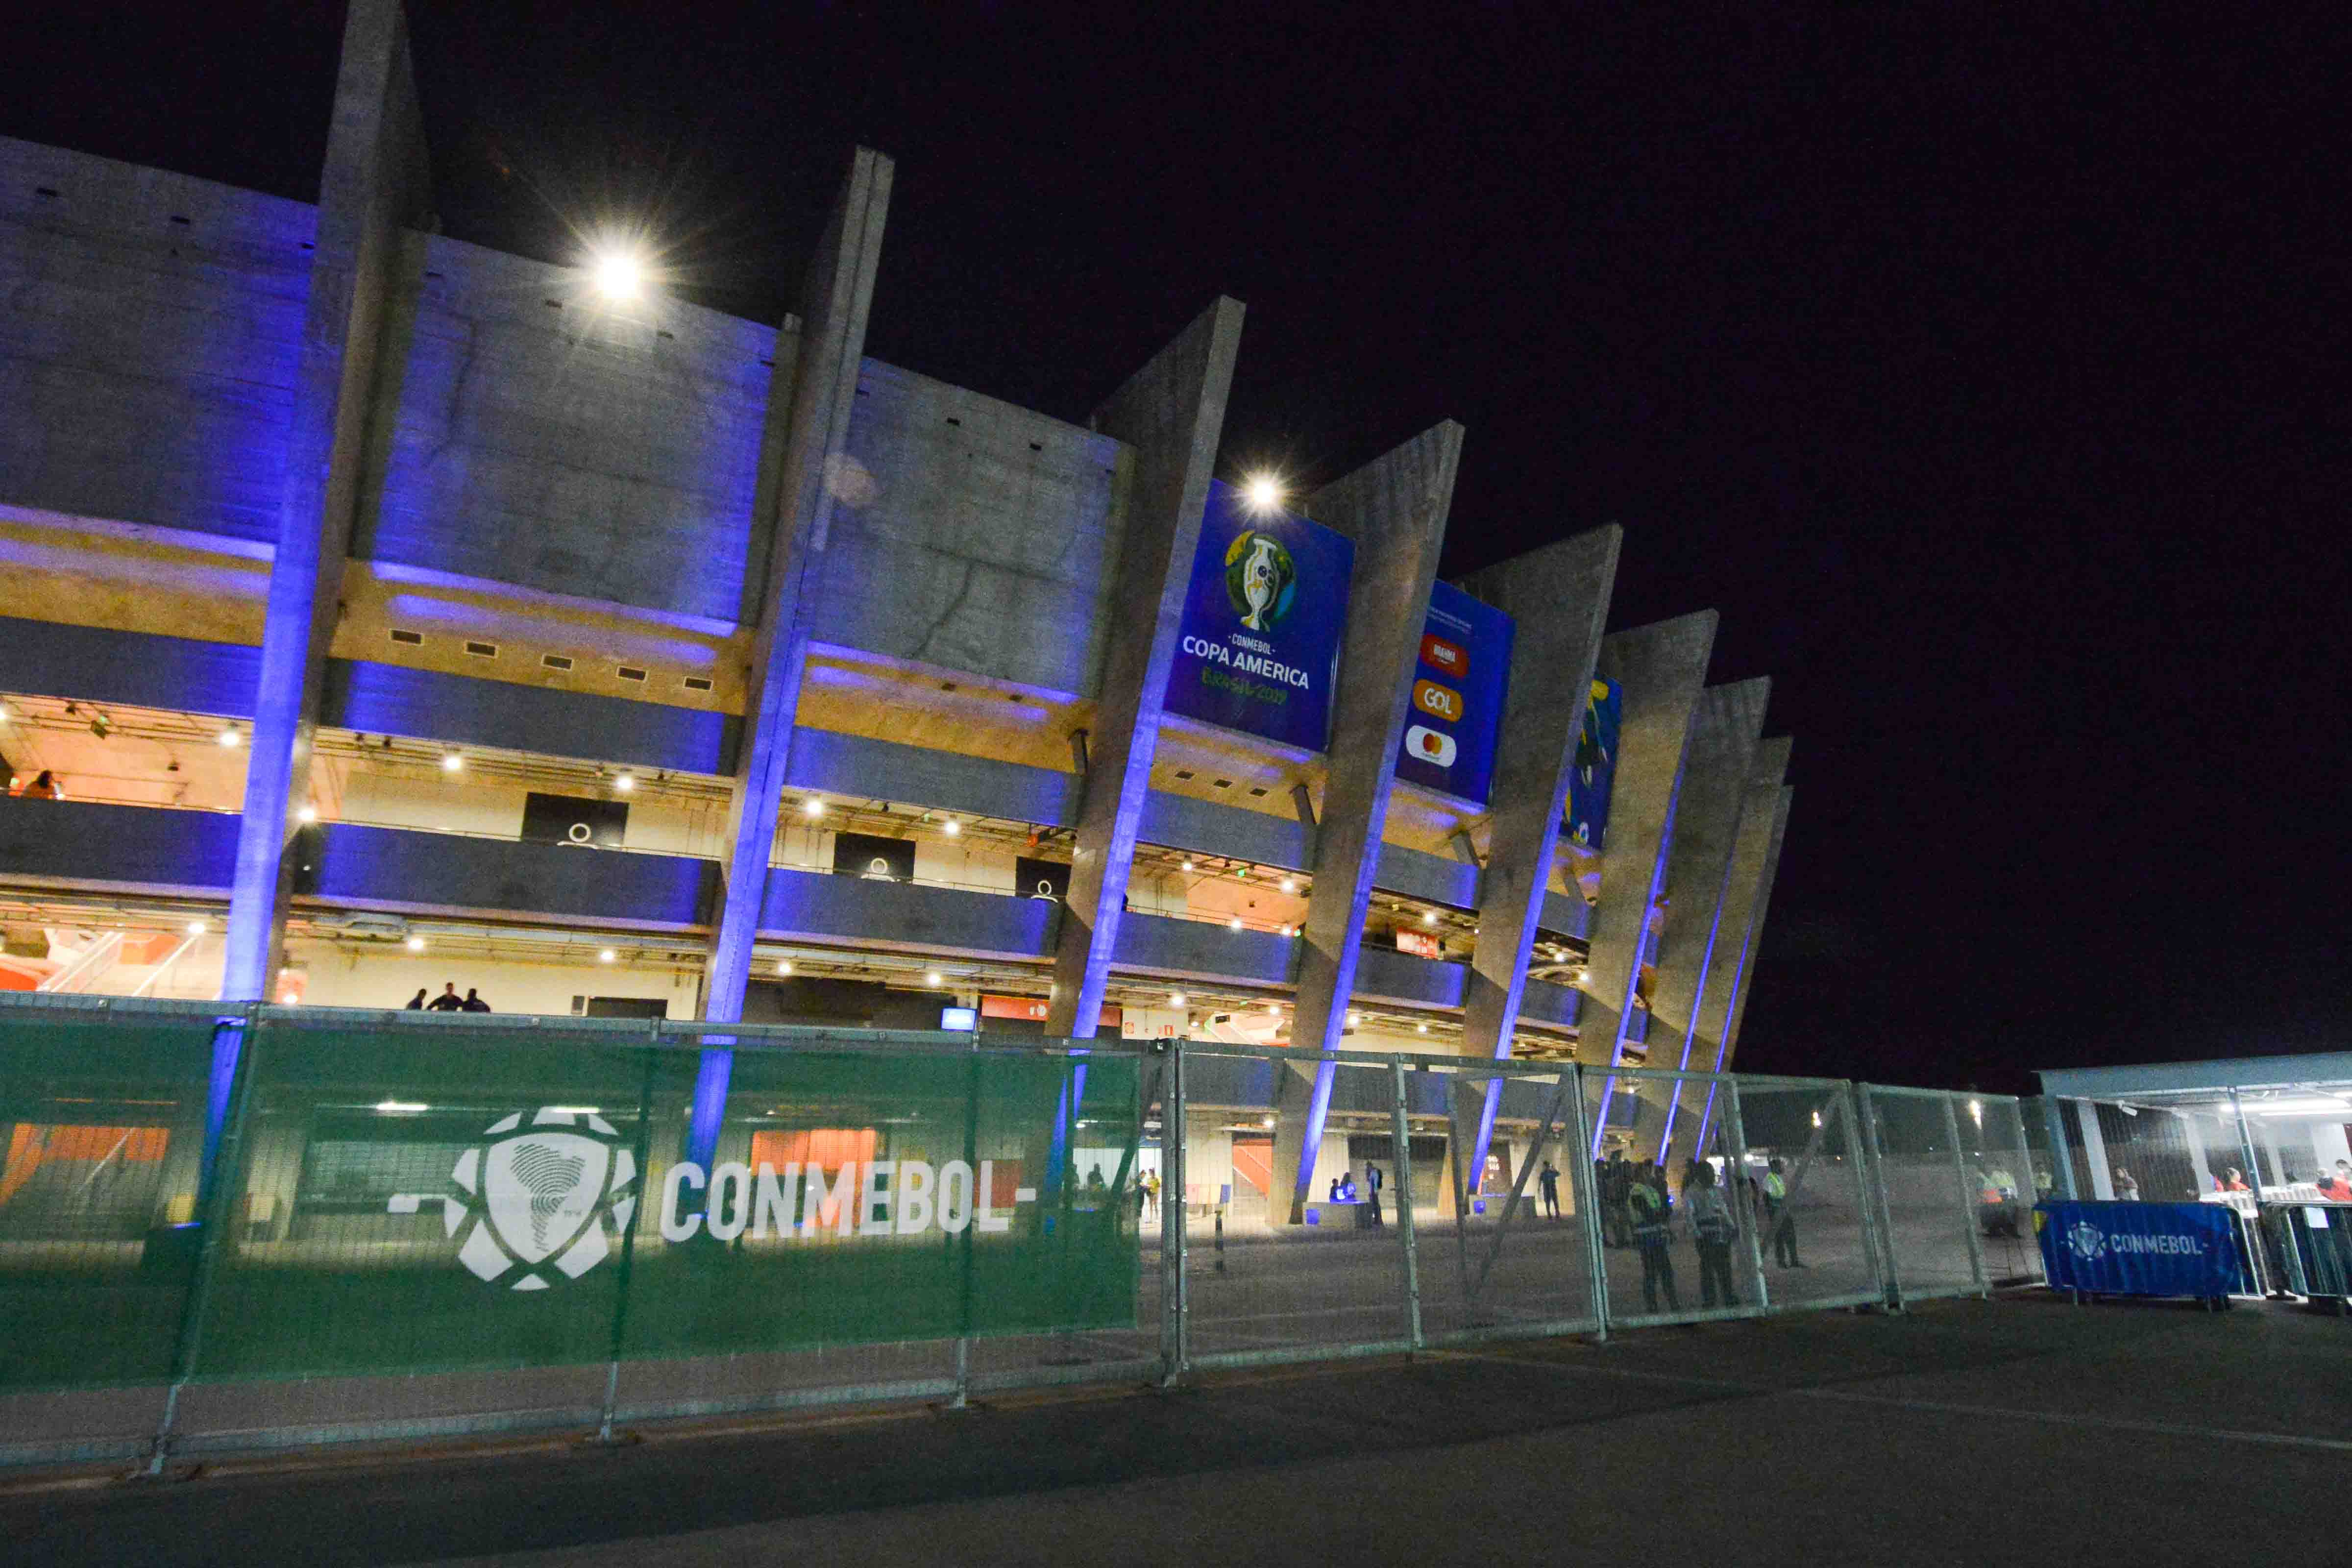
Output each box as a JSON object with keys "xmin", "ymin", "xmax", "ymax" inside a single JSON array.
[
  {"xmin": 657, "ymin": 1156, "xmax": 1035, "ymax": 1244},
  {"xmin": 399, "ymin": 1108, "xmax": 640, "ymax": 1293}
]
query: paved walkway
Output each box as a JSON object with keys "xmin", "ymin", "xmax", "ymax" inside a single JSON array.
[{"xmin": 5, "ymin": 1294, "xmax": 2347, "ymax": 1565}]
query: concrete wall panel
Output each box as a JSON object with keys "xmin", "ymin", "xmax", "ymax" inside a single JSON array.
[
  {"xmin": 0, "ymin": 799, "xmax": 238, "ymax": 895},
  {"xmin": 756, "ymin": 866, "xmax": 1053, "ymax": 961},
  {"xmin": 814, "ymin": 361, "xmax": 1126, "ymax": 696},
  {"xmin": 321, "ymin": 659, "xmax": 736, "ymax": 775},
  {"xmin": 0, "ymin": 616, "xmax": 260, "ymax": 719},
  {"xmin": 356, "ymin": 232, "xmax": 782, "ymax": 625},
  {"xmin": 311, "ymin": 822, "xmax": 714, "ymax": 929},
  {"xmin": 0, "ymin": 141, "xmax": 311, "ymax": 544}
]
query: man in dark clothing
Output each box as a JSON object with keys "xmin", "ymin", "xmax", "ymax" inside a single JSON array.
[
  {"xmin": 1603, "ymin": 1152, "xmax": 1633, "ymax": 1247},
  {"xmin": 1364, "ymin": 1161, "xmax": 1385, "ymax": 1227},
  {"xmin": 461, "ymin": 987, "xmax": 491, "ymax": 1012},
  {"xmin": 1628, "ymin": 1164, "xmax": 1679, "ymax": 1313},
  {"xmin": 404, "ymin": 989, "xmax": 427, "ymax": 1010},
  {"xmin": 1539, "ymin": 1161, "xmax": 1562, "ymax": 1219},
  {"xmin": 425, "ymin": 982, "xmax": 465, "ymax": 1012}
]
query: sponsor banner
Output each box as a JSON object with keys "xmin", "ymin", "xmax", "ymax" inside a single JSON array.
[
  {"xmin": 1395, "ymin": 928, "xmax": 1441, "ymax": 959},
  {"xmin": 2034, "ymin": 1200, "xmax": 2253, "ymax": 1298},
  {"xmin": 981, "ymin": 994, "xmax": 1122, "ymax": 1030},
  {"xmin": 1395, "ymin": 579, "xmax": 1512, "ymax": 805},
  {"xmin": 1164, "ymin": 479, "xmax": 1354, "ymax": 753},
  {"xmin": 1565, "ymin": 677, "xmax": 1622, "ymax": 852},
  {"xmin": 156, "ymin": 1027, "xmax": 1142, "ymax": 1380}
]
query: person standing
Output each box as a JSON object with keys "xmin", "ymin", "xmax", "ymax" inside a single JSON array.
[
  {"xmin": 426, "ymin": 982, "xmax": 465, "ymax": 1012},
  {"xmin": 461, "ymin": 987, "xmax": 491, "ymax": 1012},
  {"xmin": 1686, "ymin": 1163, "xmax": 1741, "ymax": 1308},
  {"xmin": 404, "ymin": 988, "xmax": 428, "ymax": 1010},
  {"xmin": 1628, "ymin": 1163, "xmax": 1679, "ymax": 1314},
  {"xmin": 2113, "ymin": 1166, "xmax": 2141, "ymax": 1201},
  {"xmin": 1539, "ymin": 1160, "xmax": 1562, "ymax": 1220},
  {"xmin": 1763, "ymin": 1157, "xmax": 1803, "ymax": 1268},
  {"xmin": 1603, "ymin": 1152, "xmax": 1633, "ymax": 1247},
  {"xmin": 1364, "ymin": 1161, "xmax": 1386, "ymax": 1227}
]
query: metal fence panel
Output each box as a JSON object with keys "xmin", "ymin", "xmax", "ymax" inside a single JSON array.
[
  {"xmin": 1179, "ymin": 1050, "xmax": 1412, "ymax": 1366},
  {"xmin": 1966, "ymin": 1095, "xmax": 2043, "ymax": 1285},
  {"xmin": 1413, "ymin": 1062, "xmax": 1597, "ymax": 1344},
  {"xmin": 1860, "ymin": 1086, "xmax": 1985, "ymax": 1302},
  {"xmin": 1726, "ymin": 1077, "xmax": 1883, "ymax": 1308},
  {"xmin": 1583, "ymin": 1066, "xmax": 1766, "ymax": 1326}
]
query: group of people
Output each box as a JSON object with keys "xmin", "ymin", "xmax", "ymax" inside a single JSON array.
[
  {"xmin": 1592, "ymin": 1149, "xmax": 1804, "ymax": 1315},
  {"xmin": 405, "ymin": 981, "xmax": 491, "ymax": 1013},
  {"xmin": 1324, "ymin": 1163, "xmax": 1387, "ymax": 1225}
]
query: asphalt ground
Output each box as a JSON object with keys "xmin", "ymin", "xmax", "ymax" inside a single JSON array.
[{"xmin": 5, "ymin": 1291, "xmax": 2347, "ymax": 1567}]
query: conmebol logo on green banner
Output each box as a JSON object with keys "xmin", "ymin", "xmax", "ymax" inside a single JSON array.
[{"xmin": 391, "ymin": 1108, "xmax": 639, "ymax": 1292}]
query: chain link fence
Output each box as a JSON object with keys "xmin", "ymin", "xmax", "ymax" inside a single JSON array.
[{"xmin": 3, "ymin": 1001, "xmax": 2015, "ymax": 1468}]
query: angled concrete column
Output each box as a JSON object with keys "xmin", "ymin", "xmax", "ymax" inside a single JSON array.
[
  {"xmin": 702, "ymin": 146, "xmax": 892, "ymax": 1021},
  {"xmin": 222, "ymin": 0, "xmax": 432, "ymax": 1002},
  {"xmin": 1453, "ymin": 527, "xmax": 1623, "ymax": 1187},
  {"xmin": 1641, "ymin": 679, "xmax": 1771, "ymax": 1158},
  {"xmin": 1690, "ymin": 775, "xmax": 1792, "ymax": 1156},
  {"xmin": 689, "ymin": 147, "xmax": 891, "ymax": 1166},
  {"xmin": 1282, "ymin": 422, "xmax": 1464, "ymax": 1222},
  {"xmin": 1045, "ymin": 299, "xmax": 1245, "ymax": 1037},
  {"xmin": 1576, "ymin": 611, "xmax": 1716, "ymax": 1154}
]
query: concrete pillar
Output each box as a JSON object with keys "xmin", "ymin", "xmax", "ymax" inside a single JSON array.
[
  {"xmin": 1045, "ymin": 299, "xmax": 1245, "ymax": 1037},
  {"xmin": 689, "ymin": 147, "xmax": 891, "ymax": 1168},
  {"xmin": 221, "ymin": 0, "xmax": 432, "ymax": 1002},
  {"xmin": 1453, "ymin": 528, "xmax": 1624, "ymax": 1184},
  {"xmin": 701, "ymin": 146, "xmax": 892, "ymax": 1025},
  {"xmin": 1575, "ymin": 612, "xmax": 1717, "ymax": 1153},
  {"xmin": 1713, "ymin": 784, "xmax": 1791, "ymax": 1070},
  {"xmin": 1644, "ymin": 679, "xmax": 1771, "ymax": 1158},
  {"xmin": 1686, "ymin": 745, "xmax": 1792, "ymax": 1154},
  {"xmin": 1282, "ymin": 423, "xmax": 1463, "ymax": 1222}
]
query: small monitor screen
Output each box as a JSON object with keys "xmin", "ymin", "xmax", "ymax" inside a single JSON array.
[{"xmin": 939, "ymin": 1005, "xmax": 979, "ymax": 1031}]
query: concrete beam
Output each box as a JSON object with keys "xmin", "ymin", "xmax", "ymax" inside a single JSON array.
[
  {"xmin": 689, "ymin": 147, "xmax": 890, "ymax": 1170},
  {"xmin": 1641, "ymin": 679, "xmax": 1772, "ymax": 1158},
  {"xmin": 1574, "ymin": 611, "xmax": 1717, "ymax": 1072},
  {"xmin": 702, "ymin": 146, "xmax": 893, "ymax": 1024},
  {"xmin": 1690, "ymin": 778, "xmax": 1792, "ymax": 1156},
  {"xmin": 1045, "ymin": 298, "xmax": 1245, "ymax": 1036},
  {"xmin": 221, "ymin": 0, "xmax": 431, "ymax": 1001},
  {"xmin": 1452, "ymin": 528, "xmax": 1622, "ymax": 1186},
  {"xmin": 1458, "ymin": 528, "xmax": 1622, "ymax": 1061},
  {"xmin": 1282, "ymin": 422, "xmax": 1463, "ymax": 1222}
]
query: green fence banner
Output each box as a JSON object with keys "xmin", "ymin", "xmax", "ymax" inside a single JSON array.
[{"xmin": 1, "ymin": 1011, "xmax": 1143, "ymax": 1394}]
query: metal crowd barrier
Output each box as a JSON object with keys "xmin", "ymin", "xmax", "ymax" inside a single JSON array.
[{"xmin": 0, "ymin": 997, "xmax": 2026, "ymax": 1470}]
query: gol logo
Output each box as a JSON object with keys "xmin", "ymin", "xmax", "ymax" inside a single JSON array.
[
  {"xmin": 1413, "ymin": 680, "xmax": 1464, "ymax": 722},
  {"xmin": 391, "ymin": 1108, "xmax": 639, "ymax": 1291},
  {"xmin": 1420, "ymin": 634, "xmax": 1468, "ymax": 677}
]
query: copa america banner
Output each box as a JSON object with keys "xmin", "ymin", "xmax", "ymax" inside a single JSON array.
[
  {"xmin": 1565, "ymin": 677, "xmax": 1622, "ymax": 852},
  {"xmin": 2034, "ymin": 1200, "xmax": 2251, "ymax": 1299},
  {"xmin": 1164, "ymin": 479, "xmax": 1354, "ymax": 752},
  {"xmin": 1393, "ymin": 579, "xmax": 1513, "ymax": 806}
]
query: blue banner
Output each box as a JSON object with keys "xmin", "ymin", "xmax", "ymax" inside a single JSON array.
[
  {"xmin": 1394, "ymin": 580, "xmax": 1513, "ymax": 806},
  {"xmin": 2035, "ymin": 1201, "xmax": 2250, "ymax": 1298},
  {"xmin": 1164, "ymin": 480, "xmax": 1353, "ymax": 752},
  {"xmin": 1565, "ymin": 678, "xmax": 1621, "ymax": 851}
]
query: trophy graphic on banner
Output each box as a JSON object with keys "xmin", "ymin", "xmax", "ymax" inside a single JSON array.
[{"xmin": 1240, "ymin": 536, "xmax": 1282, "ymax": 630}]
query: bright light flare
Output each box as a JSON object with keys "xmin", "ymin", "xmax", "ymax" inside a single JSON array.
[
  {"xmin": 591, "ymin": 248, "xmax": 644, "ymax": 301},
  {"xmin": 1242, "ymin": 473, "xmax": 1283, "ymax": 514}
]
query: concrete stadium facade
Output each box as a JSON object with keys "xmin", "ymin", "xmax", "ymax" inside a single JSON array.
[{"xmin": 0, "ymin": 1, "xmax": 1793, "ymax": 1215}]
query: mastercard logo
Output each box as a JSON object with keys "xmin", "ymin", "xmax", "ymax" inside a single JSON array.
[
  {"xmin": 1421, "ymin": 634, "xmax": 1468, "ymax": 676},
  {"xmin": 1405, "ymin": 726, "xmax": 1457, "ymax": 766}
]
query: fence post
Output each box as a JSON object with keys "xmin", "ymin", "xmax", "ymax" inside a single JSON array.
[
  {"xmin": 1389, "ymin": 1057, "xmax": 1424, "ymax": 1352},
  {"xmin": 1943, "ymin": 1094, "xmax": 1989, "ymax": 1298},
  {"xmin": 1565, "ymin": 1064, "xmax": 1611, "ymax": 1341},
  {"xmin": 1853, "ymin": 1083, "xmax": 1903, "ymax": 1310},
  {"xmin": 143, "ymin": 1003, "xmax": 264, "ymax": 1477},
  {"xmin": 1720, "ymin": 1078, "xmax": 1771, "ymax": 1314},
  {"xmin": 1159, "ymin": 1039, "xmax": 1188, "ymax": 1387},
  {"xmin": 592, "ymin": 1032, "xmax": 662, "ymax": 1444}
]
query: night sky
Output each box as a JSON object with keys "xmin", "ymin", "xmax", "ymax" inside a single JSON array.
[{"xmin": 12, "ymin": 4, "xmax": 2344, "ymax": 1093}]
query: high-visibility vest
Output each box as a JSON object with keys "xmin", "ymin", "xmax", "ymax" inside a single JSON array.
[{"xmin": 1764, "ymin": 1172, "xmax": 1787, "ymax": 1200}]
